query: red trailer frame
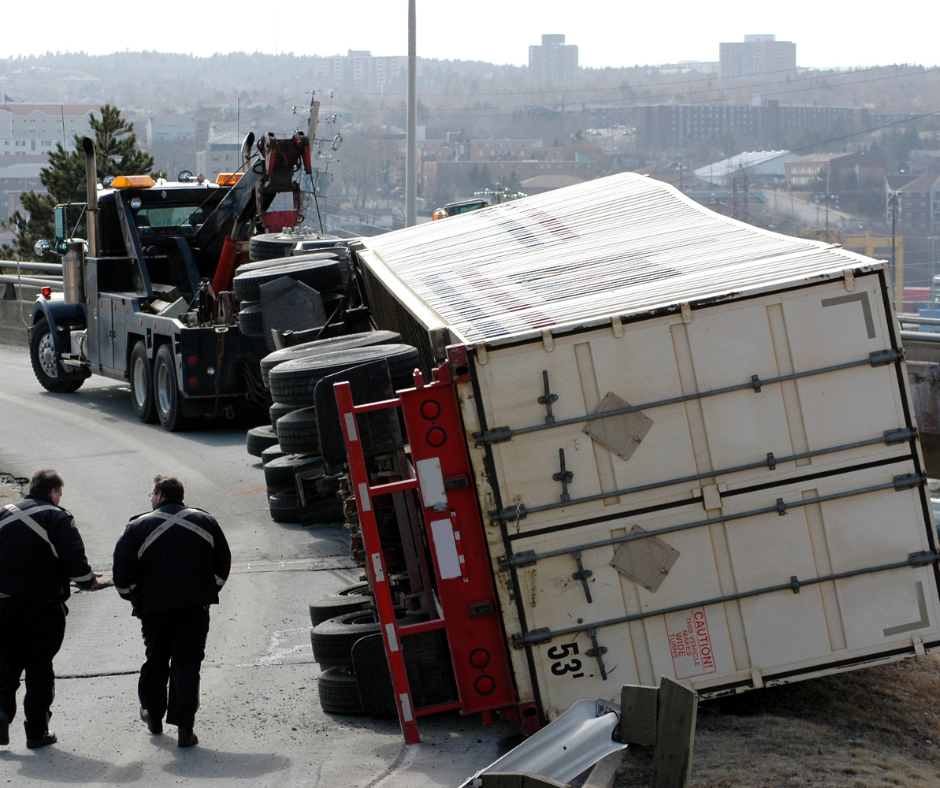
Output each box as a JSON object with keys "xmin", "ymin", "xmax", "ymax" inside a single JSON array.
[{"xmin": 334, "ymin": 356, "xmax": 525, "ymax": 743}]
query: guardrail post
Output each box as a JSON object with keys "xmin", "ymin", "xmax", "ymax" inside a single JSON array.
[{"xmin": 618, "ymin": 677, "xmax": 697, "ymax": 788}]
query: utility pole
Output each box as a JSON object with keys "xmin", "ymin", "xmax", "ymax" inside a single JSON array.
[
  {"xmin": 890, "ymin": 191, "xmax": 899, "ymax": 301},
  {"xmin": 406, "ymin": 0, "xmax": 417, "ymax": 227}
]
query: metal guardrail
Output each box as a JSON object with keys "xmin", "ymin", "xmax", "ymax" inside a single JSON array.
[
  {"xmin": 0, "ymin": 260, "xmax": 63, "ymax": 273},
  {"xmin": 0, "ymin": 259, "xmax": 63, "ymax": 290}
]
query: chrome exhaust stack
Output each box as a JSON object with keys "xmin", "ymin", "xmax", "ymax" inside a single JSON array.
[{"xmin": 82, "ymin": 136, "xmax": 98, "ymax": 258}]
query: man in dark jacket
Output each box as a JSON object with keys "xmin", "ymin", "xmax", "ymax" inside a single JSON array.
[
  {"xmin": 113, "ymin": 475, "xmax": 230, "ymax": 748},
  {"xmin": 0, "ymin": 469, "xmax": 98, "ymax": 749}
]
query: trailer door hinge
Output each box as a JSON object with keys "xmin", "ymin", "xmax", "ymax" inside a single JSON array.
[
  {"xmin": 681, "ymin": 302, "xmax": 693, "ymax": 324},
  {"xmin": 475, "ymin": 343, "xmax": 489, "ymax": 365},
  {"xmin": 492, "ymin": 503, "xmax": 528, "ymax": 525},
  {"xmin": 870, "ymin": 348, "xmax": 904, "ymax": 367},
  {"xmin": 514, "ymin": 627, "xmax": 552, "ymax": 649},
  {"xmin": 611, "ymin": 315, "xmax": 624, "ymax": 338},
  {"xmin": 843, "ymin": 268, "xmax": 857, "ymax": 292},
  {"xmin": 474, "ymin": 426, "xmax": 512, "ymax": 446},
  {"xmin": 884, "ymin": 427, "xmax": 917, "ymax": 445},
  {"xmin": 894, "ymin": 473, "xmax": 924, "ymax": 491},
  {"xmin": 499, "ymin": 550, "xmax": 537, "ymax": 571}
]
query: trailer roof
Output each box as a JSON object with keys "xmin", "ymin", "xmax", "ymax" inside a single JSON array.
[{"xmin": 356, "ymin": 173, "xmax": 880, "ymax": 346}]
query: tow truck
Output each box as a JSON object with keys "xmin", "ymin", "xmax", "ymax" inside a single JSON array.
[{"xmin": 30, "ymin": 131, "xmax": 314, "ymax": 429}]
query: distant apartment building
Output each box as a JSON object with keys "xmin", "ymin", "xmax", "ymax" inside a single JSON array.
[
  {"xmin": 719, "ymin": 35, "xmax": 796, "ymax": 80},
  {"xmin": 318, "ymin": 51, "xmax": 407, "ymax": 92},
  {"xmin": 886, "ymin": 173, "xmax": 940, "ymax": 233},
  {"xmin": 635, "ymin": 101, "xmax": 915, "ymax": 152},
  {"xmin": 0, "ymin": 102, "xmax": 99, "ymax": 158},
  {"xmin": 146, "ymin": 114, "xmax": 196, "ymax": 147},
  {"xmin": 195, "ymin": 130, "xmax": 241, "ymax": 182},
  {"xmin": 528, "ymin": 34, "xmax": 579, "ymax": 84}
]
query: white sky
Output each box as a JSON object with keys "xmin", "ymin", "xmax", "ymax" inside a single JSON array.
[{"xmin": 0, "ymin": 2, "xmax": 933, "ymax": 71}]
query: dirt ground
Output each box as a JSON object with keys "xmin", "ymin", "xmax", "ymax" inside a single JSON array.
[{"xmin": 613, "ymin": 656, "xmax": 940, "ymax": 787}]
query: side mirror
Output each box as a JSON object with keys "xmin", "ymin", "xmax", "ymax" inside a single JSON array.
[{"xmin": 34, "ymin": 239, "xmax": 52, "ymax": 257}]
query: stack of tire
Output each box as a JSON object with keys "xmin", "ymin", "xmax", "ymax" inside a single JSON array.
[
  {"xmin": 257, "ymin": 331, "xmax": 418, "ymax": 526},
  {"xmin": 232, "ymin": 251, "xmax": 349, "ymax": 341},
  {"xmin": 248, "ymin": 232, "xmax": 347, "ymax": 262},
  {"xmin": 310, "ymin": 586, "xmax": 457, "ymax": 717}
]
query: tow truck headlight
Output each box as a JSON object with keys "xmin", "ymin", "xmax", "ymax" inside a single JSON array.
[
  {"xmin": 130, "ymin": 197, "xmax": 142, "ymax": 210},
  {"xmin": 207, "ymin": 366, "xmax": 216, "ymax": 376}
]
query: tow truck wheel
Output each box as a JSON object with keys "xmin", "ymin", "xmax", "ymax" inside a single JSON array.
[
  {"xmin": 130, "ymin": 342, "xmax": 158, "ymax": 423},
  {"xmin": 153, "ymin": 344, "xmax": 191, "ymax": 432},
  {"xmin": 29, "ymin": 317, "xmax": 84, "ymax": 393}
]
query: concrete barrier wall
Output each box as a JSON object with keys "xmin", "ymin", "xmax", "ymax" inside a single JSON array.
[{"xmin": 0, "ymin": 284, "xmax": 40, "ymax": 346}]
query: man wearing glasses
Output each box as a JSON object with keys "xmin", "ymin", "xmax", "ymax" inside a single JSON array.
[
  {"xmin": 0, "ymin": 469, "xmax": 98, "ymax": 749},
  {"xmin": 113, "ymin": 475, "xmax": 231, "ymax": 748}
]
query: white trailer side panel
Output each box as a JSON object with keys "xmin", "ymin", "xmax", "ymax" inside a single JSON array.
[{"xmin": 464, "ymin": 271, "xmax": 938, "ymax": 720}]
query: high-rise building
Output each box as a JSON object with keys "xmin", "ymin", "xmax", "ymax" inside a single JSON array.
[
  {"xmin": 318, "ymin": 51, "xmax": 407, "ymax": 92},
  {"xmin": 528, "ymin": 35, "xmax": 579, "ymax": 84},
  {"xmin": 719, "ymin": 35, "xmax": 796, "ymax": 80}
]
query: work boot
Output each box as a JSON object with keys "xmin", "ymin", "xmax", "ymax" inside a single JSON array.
[
  {"xmin": 0, "ymin": 712, "xmax": 8, "ymax": 746},
  {"xmin": 177, "ymin": 728, "xmax": 198, "ymax": 748},
  {"xmin": 139, "ymin": 707, "xmax": 163, "ymax": 735},
  {"xmin": 25, "ymin": 731, "xmax": 57, "ymax": 749}
]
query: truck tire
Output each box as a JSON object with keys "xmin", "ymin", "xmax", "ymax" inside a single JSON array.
[
  {"xmin": 237, "ymin": 251, "xmax": 339, "ymax": 275},
  {"xmin": 153, "ymin": 344, "xmax": 191, "ymax": 431},
  {"xmin": 260, "ymin": 330, "xmax": 401, "ymax": 387},
  {"xmin": 269, "ymin": 401, "xmax": 301, "ymax": 429},
  {"xmin": 268, "ymin": 344, "xmax": 419, "ymax": 406},
  {"xmin": 268, "ymin": 488, "xmax": 341, "ymax": 524},
  {"xmin": 268, "ymin": 488, "xmax": 302, "ymax": 522},
  {"xmin": 246, "ymin": 424, "xmax": 279, "ymax": 457},
  {"xmin": 250, "ymin": 232, "xmax": 335, "ymax": 261},
  {"xmin": 232, "ymin": 258, "xmax": 343, "ymax": 302},
  {"xmin": 260, "ymin": 444, "xmax": 286, "ymax": 465},
  {"xmin": 309, "ymin": 583, "xmax": 372, "ymax": 627},
  {"xmin": 311, "ymin": 610, "xmax": 425, "ymax": 669},
  {"xmin": 311, "ymin": 611, "xmax": 382, "ymax": 669},
  {"xmin": 130, "ymin": 341, "xmax": 158, "ymax": 423},
  {"xmin": 237, "ymin": 303, "xmax": 264, "ymax": 337},
  {"xmin": 316, "ymin": 666, "xmax": 363, "ymax": 715},
  {"xmin": 263, "ymin": 454, "xmax": 326, "ymax": 492},
  {"xmin": 29, "ymin": 317, "xmax": 84, "ymax": 394},
  {"xmin": 275, "ymin": 406, "xmax": 320, "ymax": 455}
]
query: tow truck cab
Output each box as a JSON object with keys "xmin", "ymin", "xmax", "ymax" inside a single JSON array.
[{"xmin": 30, "ymin": 169, "xmax": 270, "ymax": 428}]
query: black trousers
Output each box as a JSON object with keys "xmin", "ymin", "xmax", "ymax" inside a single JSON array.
[
  {"xmin": 0, "ymin": 597, "xmax": 67, "ymax": 739},
  {"xmin": 138, "ymin": 606, "xmax": 210, "ymax": 730}
]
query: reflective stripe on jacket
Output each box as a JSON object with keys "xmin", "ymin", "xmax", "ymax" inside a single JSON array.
[
  {"xmin": 112, "ymin": 501, "xmax": 231, "ymax": 613},
  {"xmin": 0, "ymin": 494, "xmax": 95, "ymax": 602}
]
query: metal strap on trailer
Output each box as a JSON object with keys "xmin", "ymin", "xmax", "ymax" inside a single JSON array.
[{"xmin": 335, "ymin": 360, "xmax": 520, "ymax": 743}]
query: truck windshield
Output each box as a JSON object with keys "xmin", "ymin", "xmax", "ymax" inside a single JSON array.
[{"xmin": 135, "ymin": 205, "xmax": 206, "ymax": 230}]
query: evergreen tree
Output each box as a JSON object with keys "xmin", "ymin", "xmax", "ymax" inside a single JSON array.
[{"xmin": 1, "ymin": 104, "xmax": 154, "ymax": 260}]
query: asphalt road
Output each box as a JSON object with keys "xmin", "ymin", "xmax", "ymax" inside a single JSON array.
[{"xmin": 0, "ymin": 341, "xmax": 518, "ymax": 787}]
